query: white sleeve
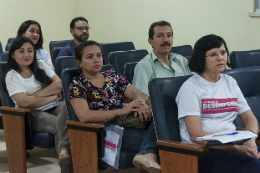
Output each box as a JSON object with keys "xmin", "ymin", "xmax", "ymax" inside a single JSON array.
[
  {"xmin": 37, "ymin": 49, "xmax": 54, "ymax": 71},
  {"xmin": 37, "ymin": 60, "xmax": 56, "ymax": 78},
  {"xmin": 5, "ymin": 70, "xmax": 27, "ymax": 97},
  {"xmin": 176, "ymin": 83, "xmax": 201, "ymax": 119},
  {"xmin": 235, "ymin": 81, "xmax": 250, "ymax": 114}
]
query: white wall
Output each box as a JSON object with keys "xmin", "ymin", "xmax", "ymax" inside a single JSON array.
[
  {"xmin": 0, "ymin": 0, "xmax": 75, "ymax": 53},
  {"xmin": 75, "ymin": 0, "xmax": 260, "ymax": 53},
  {"xmin": 0, "ymin": 0, "xmax": 259, "ymax": 55}
]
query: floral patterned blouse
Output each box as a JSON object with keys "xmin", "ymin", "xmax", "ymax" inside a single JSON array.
[{"xmin": 68, "ymin": 70, "xmax": 130, "ymax": 110}]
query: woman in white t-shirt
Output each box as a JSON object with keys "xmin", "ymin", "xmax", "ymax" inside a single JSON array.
[
  {"xmin": 3, "ymin": 36, "xmax": 72, "ymax": 172},
  {"xmin": 176, "ymin": 34, "xmax": 260, "ymax": 173},
  {"xmin": 16, "ymin": 20, "xmax": 54, "ymax": 71}
]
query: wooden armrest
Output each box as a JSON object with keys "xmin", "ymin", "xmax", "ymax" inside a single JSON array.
[
  {"xmin": 66, "ymin": 120, "xmax": 104, "ymax": 133},
  {"xmin": 157, "ymin": 140, "xmax": 208, "ymax": 156},
  {"xmin": 157, "ymin": 140, "xmax": 207, "ymax": 152},
  {"xmin": 66, "ymin": 120, "xmax": 104, "ymax": 128},
  {"xmin": 0, "ymin": 106, "xmax": 30, "ymax": 112}
]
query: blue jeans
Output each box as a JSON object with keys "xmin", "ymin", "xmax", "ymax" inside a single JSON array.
[
  {"xmin": 199, "ymin": 145, "xmax": 260, "ymax": 173},
  {"xmin": 135, "ymin": 121, "xmax": 158, "ymax": 156}
]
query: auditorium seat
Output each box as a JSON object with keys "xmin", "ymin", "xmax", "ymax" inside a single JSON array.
[
  {"xmin": 100, "ymin": 41, "xmax": 135, "ymax": 60},
  {"xmin": 0, "ymin": 41, "xmax": 2, "ymax": 53},
  {"xmin": 0, "ymin": 61, "xmax": 55, "ymax": 172},
  {"xmin": 8, "ymin": 38, "xmax": 15, "ymax": 44},
  {"xmin": 109, "ymin": 49, "xmax": 148, "ymax": 75},
  {"xmin": 5, "ymin": 43, "xmax": 11, "ymax": 51},
  {"xmin": 124, "ymin": 62, "xmax": 137, "ymax": 83},
  {"xmin": 0, "ymin": 51, "xmax": 9, "ymax": 62},
  {"xmin": 61, "ymin": 67, "xmax": 147, "ymax": 172},
  {"xmin": 223, "ymin": 67, "xmax": 260, "ymax": 127},
  {"xmin": 49, "ymin": 40, "xmax": 71, "ymax": 54},
  {"xmin": 51, "ymin": 47, "xmax": 62, "ymax": 65},
  {"xmin": 171, "ymin": 45, "xmax": 193, "ymax": 61},
  {"xmin": 230, "ymin": 49, "xmax": 260, "ymax": 68},
  {"xmin": 148, "ymin": 75, "xmax": 207, "ymax": 173}
]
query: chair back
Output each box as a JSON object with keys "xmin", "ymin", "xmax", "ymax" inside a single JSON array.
[
  {"xmin": 149, "ymin": 75, "xmax": 192, "ymax": 141},
  {"xmin": 0, "ymin": 51, "xmax": 9, "ymax": 62},
  {"xmin": 5, "ymin": 43, "xmax": 11, "ymax": 51},
  {"xmin": 61, "ymin": 65, "xmax": 115, "ymax": 120},
  {"xmin": 8, "ymin": 38, "xmax": 15, "ymax": 44},
  {"xmin": 49, "ymin": 40, "xmax": 71, "ymax": 53},
  {"xmin": 0, "ymin": 62, "xmax": 15, "ymax": 107},
  {"xmin": 100, "ymin": 41, "xmax": 135, "ymax": 60},
  {"xmin": 124, "ymin": 62, "xmax": 137, "ymax": 83},
  {"xmin": 171, "ymin": 45, "xmax": 193, "ymax": 61},
  {"xmin": 0, "ymin": 41, "xmax": 2, "ymax": 53},
  {"xmin": 55, "ymin": 56, "xmax": 78, "ymax": 78},
  {"xmin": 109, "ymin": 49, "xmax": 148, "ymax": 75},
  {"xmin": 230, "ymin": 49, "xmax": 260, "ymax": 69},
  {"xmin": 51, "ymin": 47, "xmax": 62, "ymax": 64},
  {"xmin": 222, "ymin": 67, "xmax": 260, "ymax": 127}
]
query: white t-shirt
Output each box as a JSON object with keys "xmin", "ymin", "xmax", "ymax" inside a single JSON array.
[
  {"xmin": 36, "ymin": 49, "xmax": 54, "ymax": 71},
  {"xmin": 176, "ymin": 73, "xmax": 250, "ymax": 144},
  {"xmin": 5, "ymin": 60, "xmax": 55, "ymax": 107}
]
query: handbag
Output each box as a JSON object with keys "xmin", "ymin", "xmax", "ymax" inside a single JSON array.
[
  {"xmin": 105, "ymin": 100, "xmax": 151, "ymax": 129},
  {"xmin": 101, "ymin": 124, "xmax": 124, "ymax": 169}
]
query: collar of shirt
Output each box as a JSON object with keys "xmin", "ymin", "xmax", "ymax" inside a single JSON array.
[{"xmin": 151, "ymin": 51, "xmax": 176, "ymax": 62}]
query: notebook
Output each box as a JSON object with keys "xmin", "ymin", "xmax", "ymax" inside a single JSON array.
[
  {"xmin": 197, "ymin": 130, "xmax": 257, "ymax": 144},
  {"xmin": 31, "ymin": 101, "xmax": 63, "ymax": 111}
]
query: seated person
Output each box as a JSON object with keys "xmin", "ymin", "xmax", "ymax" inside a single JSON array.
[
  {"xmin": 133, "ymin": 20, "xmax": 191, "ymax": 96},
  {"xmin": 176, "ymin": 34, "xmax": 260, "ymax": 173},
  {"xmin": 17, "ymin": 20, "xmax": 54, "ymax": 70},
  {"xmin": 132, "ymin": 20, "xmax": 192, "ymax": 173},
  {"xmin": 68, "ymin": 40, "xmax": 160, "ymax": 173},
  {"xmin": 3, "ymin": 36, "xmax": 72, "ymax": 172},
  {"xmin": 58, "ymin": 17, "xmax": 107, "ymax": 65}
]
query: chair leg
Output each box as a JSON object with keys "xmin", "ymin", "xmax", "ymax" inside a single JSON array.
[
  {"xmin": 3, "ymin": 113, "xmax": 27, "ymax": 173},
  {"xmin": 159, "ymin": 150, "xmax": 198, "ymax": 173},
  {"xmin": 68, "ymin": 128, "xmax": 99, "ymax": 173}
]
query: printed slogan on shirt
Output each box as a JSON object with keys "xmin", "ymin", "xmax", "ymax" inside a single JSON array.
[{"xmin": 201, "ymin": 98, "xmax": 238, "ymax": 114}]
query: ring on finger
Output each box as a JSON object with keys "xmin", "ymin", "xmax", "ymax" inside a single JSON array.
[{"xmin": 146, "ymin": 110, "xmax": 149, "ymax": 113}]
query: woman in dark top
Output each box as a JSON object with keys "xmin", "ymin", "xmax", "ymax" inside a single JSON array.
[{"xmin": 68, "ymin": 40, "xmax": 160, "ymax": 173}]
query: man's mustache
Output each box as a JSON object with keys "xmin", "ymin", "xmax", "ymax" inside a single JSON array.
[{"xmin": 161, "ymin": 42, "xmax": 171, "ymax": 46}]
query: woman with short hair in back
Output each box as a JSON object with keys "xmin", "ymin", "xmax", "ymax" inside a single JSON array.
[
  {"xmin": 16, "ymin": 20, "xmax": 54, "ymax": 70},
  {"xmin": 176, "ymin": 34, "xmax": 260, "ymax": 172},
  {"xmin": 3, "ymin": 36, "xmax": 72, "ymax": 172},
  {"xmin": 68, "ymin": 40, "xmax": 160, "ymax": 173}
]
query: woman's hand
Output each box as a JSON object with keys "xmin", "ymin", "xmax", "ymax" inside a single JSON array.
[
  {"xmin": 135, "ymin": 103, "xmax": 152, "ymax": 122},
  {"xmin": 53, "ymin": 94, "xmax": 63, "ymax": 102},
  {"xmin": 119, "ymin": 100, "xmax": 144, "ymax": 115},
  {"xmin": 235, "ymin": 139, "xmax": 260, "ymax": 159}
]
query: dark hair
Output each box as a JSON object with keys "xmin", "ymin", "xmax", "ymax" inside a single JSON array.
[
  {"xmin": 3, "ymin": 36, "xmax": 52, "ymax": 92},
  {"xmin": 188, "ymin": 34, "xmax": 230, "ymax": 74},
  {"xmin": 70, "ymin": 17, "xmax": 88, "ymax": 29},
  {"xmin": 16, "ymin": 20, "xmax": 43, "ymax": 50},
  {"xmin": 75, "ymin": 40, "xmax": 102, "ymax": 73},
  {"xmin": 149, "ymin": 20, "xmax": 173, "ymax": 39}
]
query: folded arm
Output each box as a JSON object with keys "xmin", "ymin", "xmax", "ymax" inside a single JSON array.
[
  {"xmin": 35, "ymin": 74, "xmax": 63, "ymax": 97},
  {"xmin": 70, "ymin": 97, "xmax": 143, "ymax": 123}
]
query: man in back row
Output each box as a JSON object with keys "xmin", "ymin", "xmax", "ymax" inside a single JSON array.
[
  {"xmin": 132, "ymin": 20, "xmax": 192, "ymax": 173},
  {"xmin": 58, "ymin": 17, "xmax": 107, "ymax": 64}
]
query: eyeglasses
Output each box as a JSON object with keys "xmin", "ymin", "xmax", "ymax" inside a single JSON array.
[
  {"xmin": 206, "ymin": 50, "xmax": 227, "ymax": 59},
  {"xmin": 75, "ymin": 26, "xmax": 90, "ymax": 31}
]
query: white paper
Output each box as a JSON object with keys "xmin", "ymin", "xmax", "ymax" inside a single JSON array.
[
  {"xmin": 102, "ymin": 129, "xmax": 120, "ymax": 167},
  {"xmin": 197, "ymin": 130, "xmax": 257, "ymax": 143}
]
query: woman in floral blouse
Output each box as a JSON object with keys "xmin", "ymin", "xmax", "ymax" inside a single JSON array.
[{"xmin": 68, "ymin": 40, "xmax": 160, "ymax": 173}]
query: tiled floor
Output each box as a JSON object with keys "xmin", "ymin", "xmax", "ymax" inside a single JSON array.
[{"xmin": 0, "ymin": 130, "xmax": 139, "ymax": 173}]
